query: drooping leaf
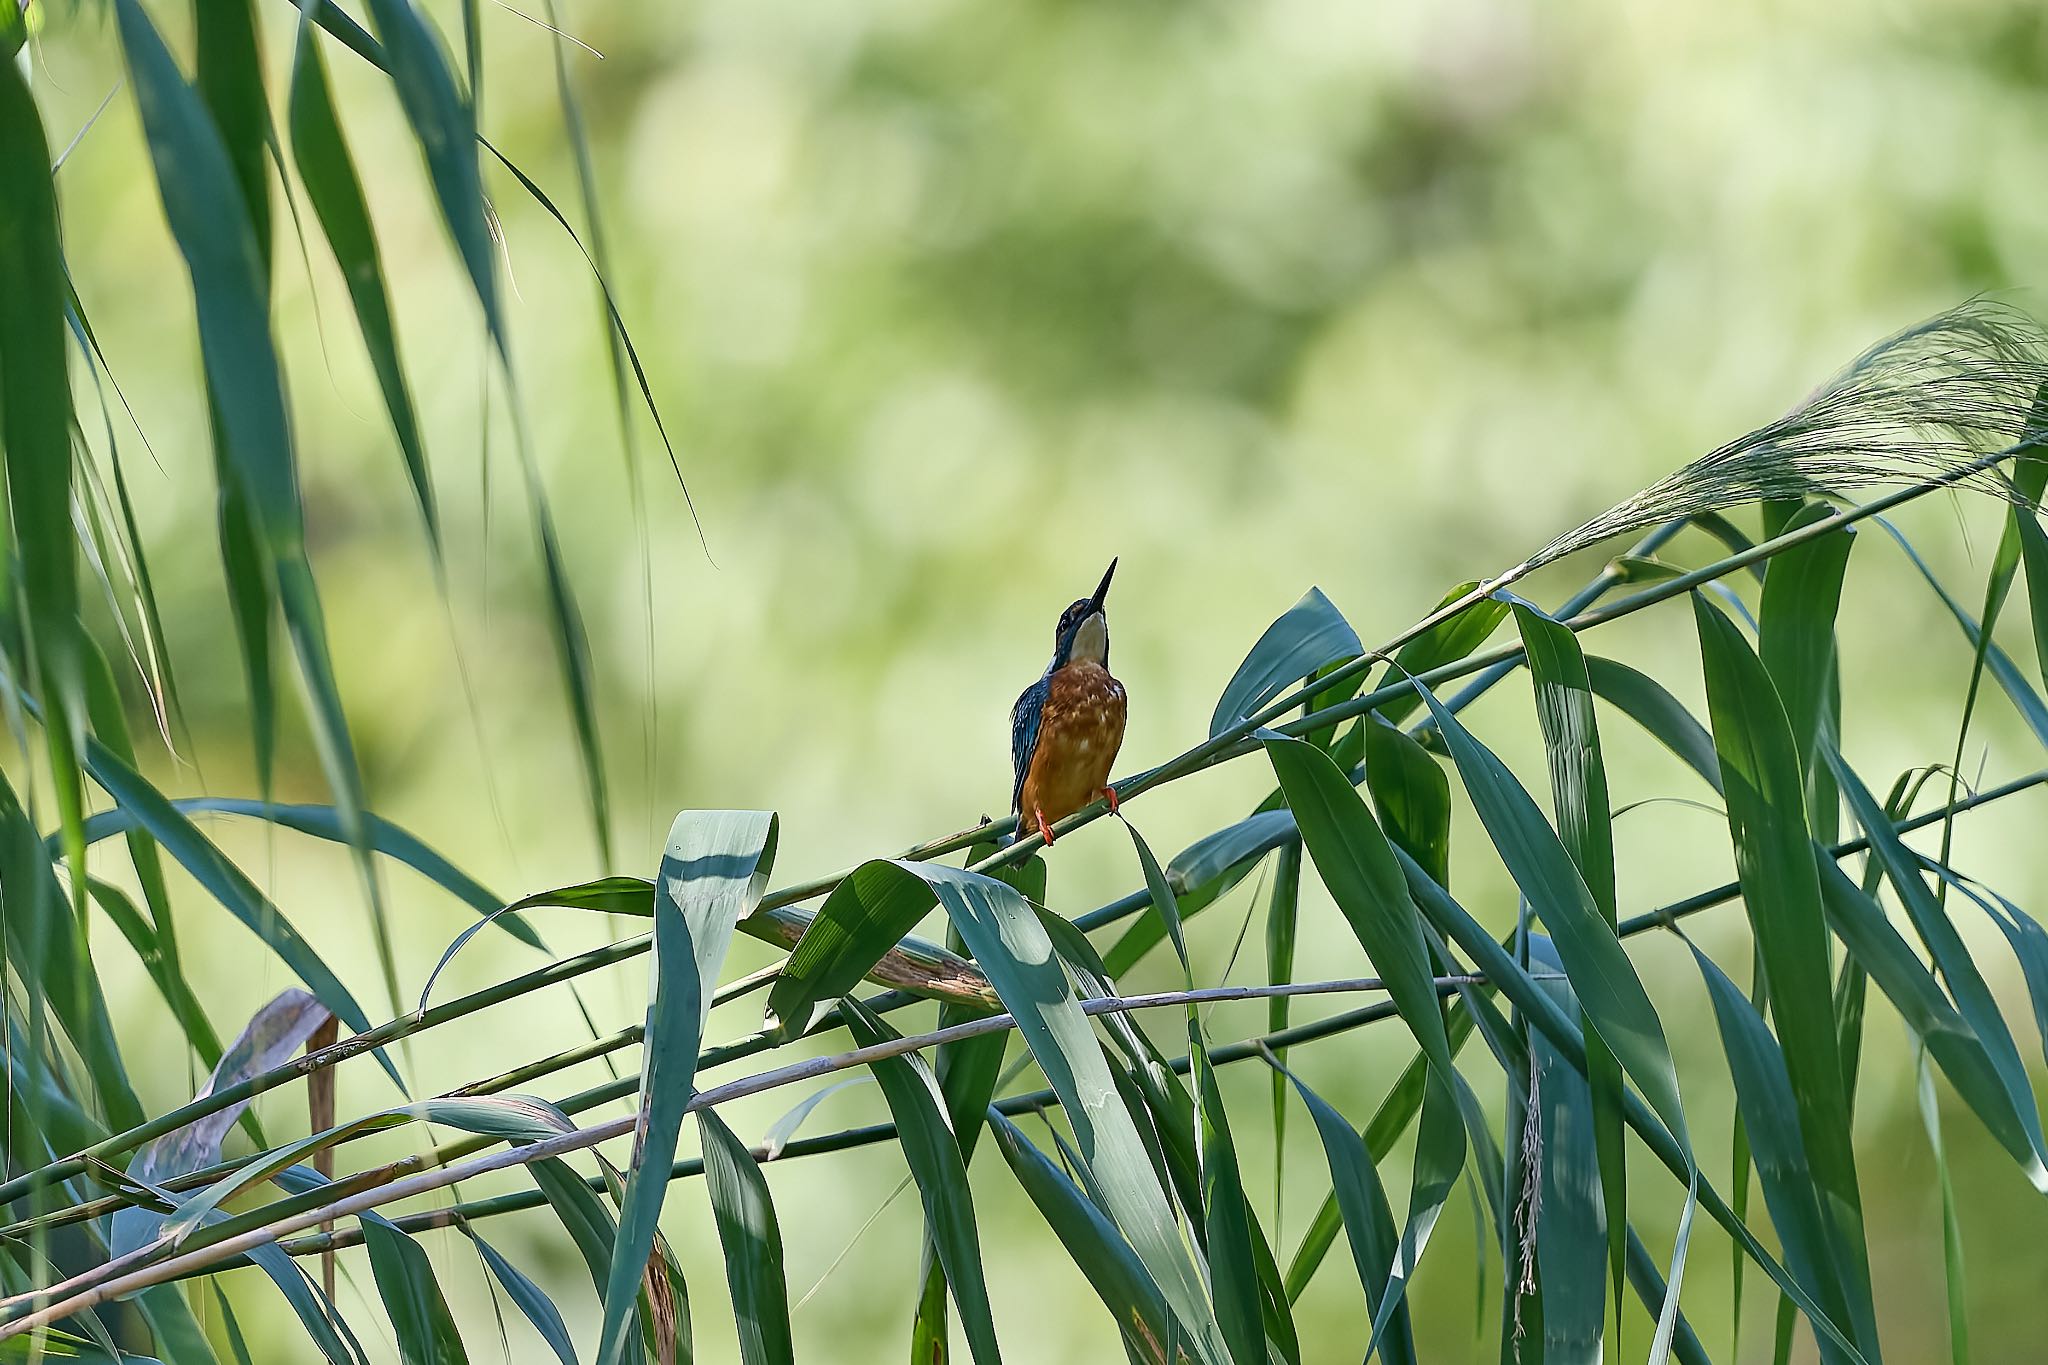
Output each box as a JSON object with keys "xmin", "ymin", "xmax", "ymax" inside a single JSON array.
[
  {"xmin": 1211, "ymin": 587, "xmax": 1362, "ymax": 737},
  {"xmin": 1756, "ymin": 505, "xmax": 1854, "ymax": 782},
  {"xmin": 1584, "ymin": 656, "xmax": 1722, "ymax": 793},
  {"xmin": 1913, "ymin": 1052, "xmax": 1973, "ymax": 1365},
  {"xmin": 286, "ymin": 21, "xmax": 438, "ymax": 551},
  {"xmin": 465, "ymin": 1232, "xmax": 577, "ymax": 1365},
  {"xmin": 840, "ymin": 998, "xmax": 1001, "ymax": 1365},
  {"xmin": 1688, "ymin": 944, "xmax": 1858, "ymax": 1365},
  {"xmin": 1695, "ymin": 597, "xmax": 1875, "ymax": 1354},
  {"xmin": 1395, "ymin": 850, "xmax": 1867, "ymax": 1364},
  {"xmin": 1281, "ymin": 1003, "xmax": 1478, "ymax": 1303},
  {"xmin": 801, "ymin": 863, "xmax": 1226, "ymax": 1360},
  {"xmin": 1272, "ymin": 1062, "xmax": 1415, "ymax": 1365},
  {"xmin": 1514, "ymin": 603, "xmax": 1626, "ymax": 1325},
  {"xmin": 1413, "ymin": 680, "xmax": 1692, "ymax": 1152},
  {"xmin": 1880, "ymin": 519, "xmax": 2048, "ymax": 749},
  {"xmin": 1263, "ymin": 837, "xmax": 1301, "ymax": 1213},
  {"xmin": 117, "ymin": 0, "xmax": 399, "ymax": 1023},
  {"xmin": 1259, "ymin": 733, "xmax": 1474, "ymax": 1353},
  {"xmin": 1527, "ymin": 937, "xmax": 1606, "ymax": 1365},
  {"xmin": 77, "ymin": 643, "xmax": 217, "ymax": 1067},
  {"xmin": 358, "ymin": 0, "xmax": 499, "ymax": 346},
  {"xmin": 111, "ymin": 990, "xmax": 332, "ymax": 1257},
  {"xmin": 599, "ymin": 812, "xmax": 776, "ymax": 1365},
  {"xmin": 0, "ymin": 47, "xmax": 88, "ymax": 936},
  {"xmin": 698, "ymin": 1109, "xmax": 795, "ymax": 1365},
  {"xmin": 1104, "ymin": 810, "xmax": 1294, "ymax": 974},
  {"xmin": 77, "ymin": 796, "xmax": 541, "ymax": 949},
  {"xmin": 1260, "ymin": 736, "xmax": 1460, "ymax": 1091},
  {"xmin": 1192, "ymin": 1031, "xmax": 1265, "ymax": 1365},
  {"xmin": 1828, "ymin": 754, "xmax": 2048, "ymax": 1188},
  {"xmin": 987, "ymin": 1112, "xmax": 1180, "ymax": 1364},
  {"xmin": 58, "ymin": 733, "xmax": 393, "ymax": 1084},
  {"xmin": 361, "ymin": 1215, "xmax": 471, "ymax": 1365},
  {"xmin": 1815, "ymin": 858, "xmax": 2038, "ymax": 1173},
  {"xmin": 0, "ymin": 772, "xmax": 142, "ymax": 1131}
]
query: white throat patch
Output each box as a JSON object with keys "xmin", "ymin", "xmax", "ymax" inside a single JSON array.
[{"xmin": 1070, "ymin": 613, "xmax": 1109, "ymax": 666}]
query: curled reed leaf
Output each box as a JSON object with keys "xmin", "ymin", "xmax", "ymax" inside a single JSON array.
[{"xmin": 1526, "ymin": 300, "xmax": 2048, "ymax": 573}]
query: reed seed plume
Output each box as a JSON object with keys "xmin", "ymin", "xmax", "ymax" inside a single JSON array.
[{"xmin": 1519, "ymin": 299, "xmax": 2048, "ymax": 576}]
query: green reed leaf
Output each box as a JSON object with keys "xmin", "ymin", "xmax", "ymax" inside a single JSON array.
[{"xmin": 600, "ymin": 812, "xmax": 776, "ymax": 1365}]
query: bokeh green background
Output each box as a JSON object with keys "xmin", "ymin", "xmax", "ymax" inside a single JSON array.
[{"xmin": 24, "ymin": 0, "xmax": 2048, "ymax": 1357}]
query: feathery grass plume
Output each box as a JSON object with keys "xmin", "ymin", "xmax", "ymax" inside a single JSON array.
[{"xmin": 1521, "ymin": 299, "xmax": 2048, "ymax": 576}]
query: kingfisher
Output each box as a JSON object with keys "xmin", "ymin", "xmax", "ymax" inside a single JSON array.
[{"xmin": 1010, "ymin": 558, "xmax": 1128, "ymax": 846}]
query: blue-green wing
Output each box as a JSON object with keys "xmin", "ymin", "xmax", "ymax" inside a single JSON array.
[{"xmin": 1011, "ymin": 677, "xmax": 1047, "ymax": 817}]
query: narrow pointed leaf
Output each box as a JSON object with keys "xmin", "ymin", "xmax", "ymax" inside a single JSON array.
[
  {"xmin": 1192, "ymin": 1034, "xmax": 1264, "ymax": 1365},
  {"xmin": 0, "ymin": 52, "xmax": 89, "ymax": 937},
  {"xmin": 359, "ymin": 0, "xmax": 499, "ymax": 346},
  {"xmin": 0, "ymin": 773, "xmax": 142, "ymax": 1130},
  {"xmin": 361, "ymin": 1216, "xmax": 471, "ymax": 1365},
  {"xmin": 1413, "ymin": 682, "xmax": 1692, "ymax": 1150},
  {"xmin": 1815, "ymin": 858, "xmax": 2036, "ymax": 1169},
  {"xmin": 1395, "ymin": 850, "xmax": 1867, "ymax": 1365},
  {"xmin": 840, "ymin": 998, "xmax": 1001, "ymax": 1365},
  {"xmin": 1274, "ymin": 1064, "xmax": 1415, "ymax": 1365},
  {"xmin": 1260, "ymin": 735, "xmax": 1459, "ymax": 1087},
  {"xmin": 1211, "ymin": 587, "xmax": 1361, "ymax": 736},
  {"xmin": 1828, "ymin": 754, "xmax": 2048, "ymax": 1186},
  {"xmin": 1913, "ymin": 1053, "xmax": 1973, "ymax": 1365},
  {"xmin": 1282, "ymin": 1003, "xmax": 1477, "ymax": 1302},
  {"xmin": 1264, "ymin": 838, "xmax": 1301, "ymax": 1211},
  {"xmin": 599, "ymin": 812, "xmax": 776, "ymax": 1365},
  {"xmin": 118, "ymin": 0, "xmax": 396, "ymax": 1020},
  {"xmin": 1514, "ymin": 604, "xmax": 1626, "ymax": 1328},
  {"xmin": 1523, "ymin": 937, "xmax": 1605, "ymax": 1365},
  {"xmin": 1756, "ymin": 506, "xmax": 1854, "ymax": 778},
  {"xmin": 1105, "ymin": 810, "xmax": 1294, "ymax": 974},
  {"xmin": 466, "ymin": 1232, "xmax": 577, "ymax": 1365},
  {"xmin": 987, "ymin": 1113, "xmax": 1180, "ymax": 1363},
  {"xmin": 699, "ymin": 1109, "xmax": 795, "ymax": 1365},
  {"xmin": 63, "ymin": 733, "xmax": 391, "ymax": 1081},
  {"xmin": 77, "ymin": 797, "xmax": 540, "ymax": 947},
  {"xmin": 1689, "ymin": 944, "xmax": 1858, "ymax": 1365},
  {"xmin": 1584, "ymin": 657, "xmax": 1722, "ymax": 792},
  {"xmin": 287, "ymin": 23, "xmax": 437, "ymax": 549},
  {"xmin": 1696, "ymin": 596, "xmax": 1875, "ymax": 1353},
  {"xmin": 1881, "ymin": 520, "xmax": 2048, "ymax": 748}
]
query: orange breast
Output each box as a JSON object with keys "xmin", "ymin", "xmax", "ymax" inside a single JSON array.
[{"xmin": 1019, "ymin": 662, "xmax": 1128, "ymax": 829}]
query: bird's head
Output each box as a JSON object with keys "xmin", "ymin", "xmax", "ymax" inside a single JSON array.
[{"xmin": 1051, "ymin": 558, "xmax": 1116, "ymax": 670}]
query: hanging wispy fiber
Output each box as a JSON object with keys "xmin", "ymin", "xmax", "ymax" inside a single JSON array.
[{"xmin": 1520, "ymin": 299, "xmax": 2048, "ymax": 576}]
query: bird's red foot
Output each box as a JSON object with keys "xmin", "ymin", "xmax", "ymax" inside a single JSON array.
[
  {"xmin": 1098, "ymin": 785, "xmax": 1120, "ymax": 815},
  {"xmin": 1034, "ymin": 806, "xmax": 1056, "ymax": 846}
]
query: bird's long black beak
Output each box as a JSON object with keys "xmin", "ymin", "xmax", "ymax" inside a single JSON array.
[{"xmin": 1088, "ymin": 558, "xmax": 1117, "ymax": 613}]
